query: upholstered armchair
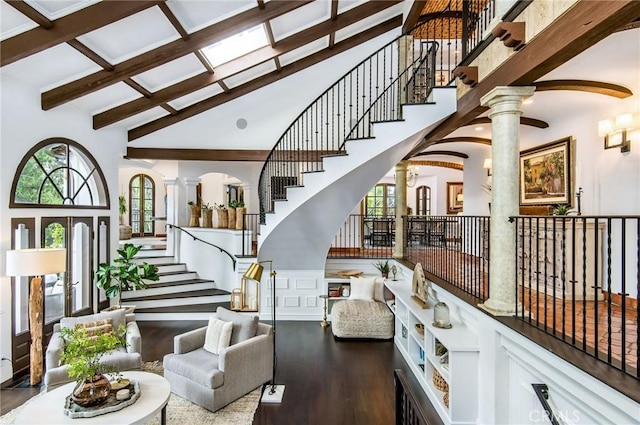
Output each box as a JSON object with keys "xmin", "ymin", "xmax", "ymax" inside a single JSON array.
[
  {"xmin": 163, "ymin": 307, "xmax": 273, "ymax": 412},
  {"xmin": 43, "ymin": 308, "xmax": 142, "ymax": 390}
]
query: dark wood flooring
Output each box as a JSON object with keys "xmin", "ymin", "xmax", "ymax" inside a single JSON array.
[{"xmin": 1, "ymin": 320, "xmax": 443, "ymax": 425}]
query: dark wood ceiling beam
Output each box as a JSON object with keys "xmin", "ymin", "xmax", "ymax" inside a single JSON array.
[
  {"xmin": 218, "ymin": 81, "xmax": 231, "ymax": 93},
  {"xmin": 128, "ymin": 14, "xmax": 403, "ymax": 141},
  {"xmin": 1, "ymin": 1, "xmax": 163, "ymax": 67},
  {"xmin": 126, "ymin": 148, "xmax": 270, "ymax": 161},
  {"xmin": 41, "ymin": 0, "xmax": 312, "ymax": 110},
  {"xmin": 330, "ymin": 0, "xmax": 339, "ymax": 20},
  {"xmin": 413, "ymin": 150, "xmax": 469, "ymax": 159},
  {"xmin": 410, "ymin": 160, "xmax": 464, "ymax": 170},
  {"xmin": 466, "ymin": 116, "xmax": 549, "ymax": 129},
  {"xmin": 533, "ymin": 79, "xmax": 633, "ymax": 98},
  {"xmin": 408, "ymin": 0, "xmax": 640, "ymax": 157},
  {"xmin": 67, "ymin": 39, "xmax": 114, "ymax": 71},
  {"xmin": 433, "ymin": 137, "xmax": 492, "ymax": 146},
  {"xmin": 124, "ymin": 79, "xmax": 152, "ymax": 98},
  {"xmin": 403, "ymin": 0, "xmax": 428, "ymax": 32},
  {"xmin": 94, "ymin": 1, "xmax": 400, "ymax": 129},
  {"xmin": 194, "ymin": 51, "xmax": 214, "ymax": 73},
  {"xmin": 159, "ymin": 2, "xmax": 189, "ymax": 40},
  {"xmin": 161, "ymin": 104, "xmax": 178, "ymax": 115}
]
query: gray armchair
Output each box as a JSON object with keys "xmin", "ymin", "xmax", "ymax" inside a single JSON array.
[
  {"xmin": 44, "ymin": 309, "xmax": 142, "ymax": 390},
  {"xmin": 163, "ymin": 307, "xmax": 273, "ymax": 412}
]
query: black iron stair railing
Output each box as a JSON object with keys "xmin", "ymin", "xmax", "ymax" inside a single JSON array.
[
  {"xmin": 257, "ymin": 0, "xmax": 498, "ymax": 225},
  {"xmin": 167, "ymin": 224, "xmax": 236, "ymax": 270}
]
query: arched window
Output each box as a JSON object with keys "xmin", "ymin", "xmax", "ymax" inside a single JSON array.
[
  {"xmin": 365, "ymin": 183, "xmax": 396, "ymax": 217},
  {"xmin": 416, "ymin": 185, "xmax": 431, "ymax": 215},
  {"xmin": 129, "ymin": 174, "xmax": 155, "ymax": 237},
  {"xmin": 10, "ymin": 138, "xmax": 109, "ymax": 208}
]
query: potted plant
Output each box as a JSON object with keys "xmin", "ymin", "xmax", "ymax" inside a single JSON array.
[
  {"xmin": 188, "ymin": 201, "xmax": 200, "ymax": 227},
  {"xmin": 373, "ymin": 260, "xmax": 391, "ymax": 278},
  {"xmin": 96, "ymin": 243, "xmax": 159, "ymax": 311},
  {"xmin": 118, "ymin": 195, "xmax": 132, "ymax": 240},
  {"xmin": 214, "ymin": 203, "xmax": 228, "ymax": 228},
  {"xmin": 234, "ymin": 200, "xmax": 246, "ymax": 230},
  {"xmin": 60, "ymin": 324, "xmax": 127, "ymax": 407},
  {"xmin": 553, "ymin": 204, "xmax": 576, "ymax": 216},
  {"xmin": 228, "ymin": 200, "xmax": 241, "ymax": 229},
  {"xmin": 201, "ymin": 202, "xmax": 213, "ymax": 228}
]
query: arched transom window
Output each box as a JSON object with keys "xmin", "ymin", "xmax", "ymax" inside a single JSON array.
[{"xmin": 11, "ymin": 138, "xmax": 109, "ymax": 208}]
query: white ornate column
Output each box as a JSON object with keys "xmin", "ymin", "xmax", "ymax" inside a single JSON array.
[
  {"xmin": 394, "ymin": 161, "xmax": 408, "ymax": 259},
  {"xmin": 163, "ymin": 178, "xmax": 179, "ymax": 258},
  {"xmin": 479, "ymin": 86, "xmax": 535, "ymax": 315}
]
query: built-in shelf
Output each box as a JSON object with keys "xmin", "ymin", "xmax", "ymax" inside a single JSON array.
[{"xmin": 385, "ymin": 280, "xmax": 479, "ymax": 425}]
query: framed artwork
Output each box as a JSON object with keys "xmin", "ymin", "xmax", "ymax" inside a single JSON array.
[
  {"xmin": 446, "ymin": 182, "xmax": 463, "ymax": 214},
  {"xmin": 520, "ymin": 137, "xmax": 574, "ymax": 206}
]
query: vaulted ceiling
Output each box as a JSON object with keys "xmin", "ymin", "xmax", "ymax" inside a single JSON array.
[{"xmin": 1, "ymin": 0, "xmax": 409, "ymax": 141}]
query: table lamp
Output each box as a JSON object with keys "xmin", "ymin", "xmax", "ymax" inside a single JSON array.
[
  {"xmin": 6, "ymin": 248, "xmax": 66, "ymax": 385},
  {"xmin": 243, "ymin": 259, "xmax": 285, "ymax": 403}
]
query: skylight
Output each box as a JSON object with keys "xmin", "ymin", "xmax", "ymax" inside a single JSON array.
[{"xmin": 201, "ymin": 25, "xmax": 269, "ymax": 68}]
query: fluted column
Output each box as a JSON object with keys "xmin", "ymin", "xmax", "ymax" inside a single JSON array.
[
  {"xmin": 394, "ymin": 161, "xmax": 408, "ymax": 259},
  {"xmin": 479, "ymin": 86, "xmax": 535, "ymax": 315}
]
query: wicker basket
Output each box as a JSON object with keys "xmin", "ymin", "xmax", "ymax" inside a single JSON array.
[
  {"xmin": 443, "ymin": 391, "xmax": 449, "ymax": 408},
  {"xmin": 432, "ymin": 369, "xmax": 449, "ymax": 392}
]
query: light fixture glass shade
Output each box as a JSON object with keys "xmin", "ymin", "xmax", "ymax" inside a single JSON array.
[
  {"xmin": 598, "ymin": 119, "xmax": 614, "ymax": 137},
  {"xmin": 6, "ymin": 248, "xmax": 66, "ymax": 277},
  {"xmin": 614, "ymin": 113, "xmax": 634, "ymax": 131},
  {"xmin": 483, "ymin": 158, "xmax": 492, "ymax": 169},
  {"xmin": 243, "ymin": 262, "xmax": 264, "ymax": 282}
]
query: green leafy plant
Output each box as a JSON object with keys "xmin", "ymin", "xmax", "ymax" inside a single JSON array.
[
  {"xmin": 373, "ymin": 260, "xmax": 391, "ymax": 275},
  {"xmin": 553, "ymin": 204, "xmax": 575, "ymax": 216},
  {"xmin": 228, "ymin": 200, "xmax": 243, "ymax": 209},
  {"xmin": 96, "ymin": 244, "xmax": 159, "ymax": 307},
  {"xmin": 118, "ymin": 195, "xmax": 127, "ymax": 216},
  {"xmin": 201, "ymin": 202, "xmax": 212, "ymax": 210},
  {"xmin": 214, "ymin": 203, "xmax": 226, "ymax": 210},
  {"xmin": 60, "ymin": 325, "xmax": 127, "ymax": 382}
]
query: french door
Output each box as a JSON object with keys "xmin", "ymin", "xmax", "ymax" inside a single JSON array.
[{"xmin": 129, "ymin": 174, "xmax": 154, "ymax": 237}]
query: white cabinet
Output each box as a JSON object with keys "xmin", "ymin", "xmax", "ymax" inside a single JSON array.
[{"xmin": 386, "ymin": 281, "xmax": 479, "ymax": 425}]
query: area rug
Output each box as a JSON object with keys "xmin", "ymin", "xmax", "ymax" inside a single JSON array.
[{"xmin": 0, "ymin": 361, "xmax": 260, "ymax": 425}]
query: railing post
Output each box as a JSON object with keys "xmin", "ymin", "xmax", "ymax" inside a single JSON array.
[
  {"xmin": 163, "ymin": 177, "xmax": 179, "ymax": 258},
  {"xmin": 479, "ymin": 86, "xmax": 535, "ymax": 316}
]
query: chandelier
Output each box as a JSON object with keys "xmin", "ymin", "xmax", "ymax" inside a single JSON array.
[{"xmin": 407, "ymin": 165, "xmax": 419, "ymax": 187}]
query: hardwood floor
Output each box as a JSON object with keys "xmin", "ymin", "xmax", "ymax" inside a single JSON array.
[{"xmin": 1, "ymin": 320, "xmax": 443, "ymax": 425}]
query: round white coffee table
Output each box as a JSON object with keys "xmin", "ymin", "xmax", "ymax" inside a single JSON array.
[{"xmin": 15, "ymin": 371, "xmax": 170, "ymax": 425}]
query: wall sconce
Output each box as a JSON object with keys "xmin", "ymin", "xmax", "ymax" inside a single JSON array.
[
  {"xmin": 483, "ymin": 158, "xmax": 492, "ymax": 176},
  {"xmin": 598, "ymin": 113, "xmax": 634, "ymax": 152}
]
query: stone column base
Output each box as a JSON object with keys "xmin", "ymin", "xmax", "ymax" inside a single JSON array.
[{"xmin": 478, "ymin": 298, "xmax": 520, "ymax": 317}]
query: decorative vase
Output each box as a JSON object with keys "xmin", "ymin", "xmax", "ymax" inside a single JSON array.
[
  {"xmin": 217, "ymin": 209, "xmax": 228, "ymax": 228},
  {"xmin": 202, "ymin": 208, "xmax": 213, "ymax": 228},
  {"xmin": 189, "ymin": 205, "xmax": 200, "ymax": 227},
  {"xmin": 118, "ymin": 225, "xmax": 132, "ymax": 240},
  {"xmin": 235, "ymin": 207, "xmax": 246, "ymax": 230},
  {"xmin": 71, "ymin": 374, "xmax": 110, "ymax": 407},
  {"xmin": 227, "ymin": 208, "xmax": 236, "ymax": 229}
]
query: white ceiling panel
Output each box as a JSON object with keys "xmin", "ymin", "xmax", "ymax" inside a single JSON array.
[
  {"xmin": 76, "ymin": 6, "xmax": 180, "ymax": 65},
  {"xmin": 334, "ymin": 6, "xmax": 399, "ymax": 43},
  {"xmin": 270, "ymin": 1, "xmax": 331, "ymax": 42},
  {"xmin": 130, "ymin": 54, "xmax": 207, "ymax": 92},
  {"xmin": 67, "ymin": 82, "xmax": 143, "ymax": 114},
  {"xmin": 337, "ymin": 0, "xmax": 369, "ymax": 14},
  {"xmin": 279, "ymin": 36, "xmax": 329, "ymax": 66},
  {"xmin": 1, "ymin": 1, "xmax": 38, "ymax": 40},
  {"xmin": 118, "ymin": 107, "xmax": 170, "ymax": 131},
  {"xmin": 167, "ymin": 0, "xmax": 256, "ymax": 34},
  {"xmin": 27, "ymin": 0, "xmax": 100, "ymax": 20},
  {"xmin": 2, "ymin": 43, "xmax": 101, "ymax": 90},
  {"xmin": 167, "ymin": 83, "xmax": 224, "ymax": 110},
  {"xmin": 225, "ymin": 60, "xmax": 277, "ymax": 88}
]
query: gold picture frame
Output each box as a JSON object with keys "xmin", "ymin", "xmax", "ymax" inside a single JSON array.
[
  {"xmin": 446, "ymin": 182, "xmax": 463, "ymax": 214},
  {"xmin": 520, "ymin": 137, "xmax": 574, "ymax": 206}
]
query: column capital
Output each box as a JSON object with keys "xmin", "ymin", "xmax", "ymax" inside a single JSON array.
[
  {"xmin": 163, "ymin": 177, "xmax": 179, "ymax": 185},
  {"xmin": 395, "ymin": 160, "xmax": 409, "ymax": 172},
  {"xmin": 183, "ymin": 178, "xmax": 201, "ymax": 186},
  {"xmin": 480, "ymin": 86, "xmax": 535, "ymax": 109}
]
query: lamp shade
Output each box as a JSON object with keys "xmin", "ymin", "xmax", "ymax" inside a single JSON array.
[
  {"xmin": 483, "ymin": 158, "xmax": 492, "ymax": 169},
  {"xmin": 243, "ymin": 262, "xmax": 264, "ymax": 282},
  {"xmin": 598, "ymin": 119, "xmax": 614, "ymax": 137},
  {"xmin": 6, "ymin": 248, "xmax": 66, "ymax": 277},
  {"xmin": 614, "ymin": 113, "xmax": 634, "ymax": 131}
]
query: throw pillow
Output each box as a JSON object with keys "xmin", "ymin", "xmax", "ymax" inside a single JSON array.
[
  {"xmin": 60, "ymin": 309, "xmax": 126, "ymax": 332},
  {"xmin": 203, "ymin": 317, "xmax": 233, "ymax": 355},
  {"xmin": 373, "ymin": 277, "xmax": 386, "ymax": 302},
  {"xmin": 74, "ymin": 319, "xmax": 113, "ymax": 347},
  {"xmin": 216, "ymin": 307, "xmax": 259, "ymax": 345},
  {"xmin": 349, "ymin": 276, "xmax": 375, "ymax": 301}
]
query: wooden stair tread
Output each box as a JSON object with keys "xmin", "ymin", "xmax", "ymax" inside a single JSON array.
[
  {"xmin": 125, "ymin": 288, "xmax": 229, "ymax": 301},
  {"xmin": 136, "ymin": 302, "xmax": 231, "ymax": 314}
]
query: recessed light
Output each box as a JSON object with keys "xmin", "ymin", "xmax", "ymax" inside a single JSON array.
[
  {"xmin": 474, "ymin": 126, "xmax": 483, "ymax": 131},
  {"xmin": 523, "ymin": 99, "xmax": 534, "ymax": 105}
]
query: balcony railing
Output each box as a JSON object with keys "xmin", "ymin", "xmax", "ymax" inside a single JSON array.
[
  {"xmin": 512, "ymin": 215, "xmax": 639, "ymax": 378},
  {"xmin": 328, "ymin": 214, "xmax": 395, "ymax": 259},
  {"xmin": 404, "ymin": 215, "xmax": 490, "ymax": 300},
  {"xmin": 241, "ymin": 213, "xmax": 261, "ymax": 257}
]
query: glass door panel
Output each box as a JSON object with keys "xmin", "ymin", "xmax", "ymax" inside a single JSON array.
[
  {"xmin": 70, "ymin": 220, "xmax": 92, "ymax": 315},
  {"xmin": 41, "ymin": 219, "xmax": 66, "ymax": 324}
]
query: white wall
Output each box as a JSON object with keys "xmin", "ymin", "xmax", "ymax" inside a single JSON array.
[{"xmin": 0, "ymin": 75, "xmax": 126, "ymax": 383}]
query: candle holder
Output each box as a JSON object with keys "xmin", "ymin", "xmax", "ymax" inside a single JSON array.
[{"xmin": 433, "ymin": 302, "xmax": 452, "ymax": 329}]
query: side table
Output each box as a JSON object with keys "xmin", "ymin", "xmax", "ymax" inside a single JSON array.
[{"xmin": 319, "ymin": 294, "xmax": 330, "ymax": 328}]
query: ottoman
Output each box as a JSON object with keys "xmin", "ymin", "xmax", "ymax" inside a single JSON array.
[{"xmin": 331, "ymin": 299, "xmax": 394, "ymax": 339}]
